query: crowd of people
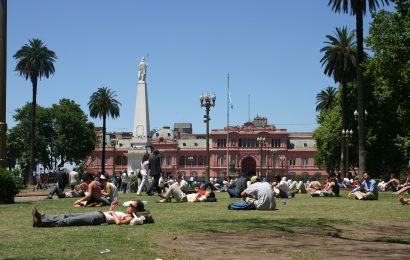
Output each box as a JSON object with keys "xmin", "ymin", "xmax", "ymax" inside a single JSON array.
[{"xmin": 32, "ymin": 149, "xmax": 410, "ymax": 227}]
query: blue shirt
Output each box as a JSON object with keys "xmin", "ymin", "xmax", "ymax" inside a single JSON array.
[{"xmin": 353, "ymin": 179, "xmax": 378, "ymax": 196}]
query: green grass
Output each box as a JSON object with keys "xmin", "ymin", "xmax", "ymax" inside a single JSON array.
[{"xmin": 0, "ymin": 191, "xmax": 409, "ymax": 259}]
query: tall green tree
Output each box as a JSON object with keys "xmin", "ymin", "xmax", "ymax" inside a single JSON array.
[
  {"xmin": 13, "ymin": 39, "xmax": 57, "ymax": 184},
  {"xmin": 320, "ymin": 27, "xmax": 358, "ymax": 178},
  {"xmin": 52, "ymin": 99, "xmax": 96, "ymax": 166},
  {"xmin": 88, "ymin": 87, "xmax": 121, "ymax": 176},
  {"xmin": 316, "ymin": 86, "xmax": 338, "ymax": 113},
  {"xmin": 364, "ymin": 0, "xmax": 410, "ymax": 176},
  {"xmin": 328, "ymin": 0, "xmax": 390, "ymax": 177}
]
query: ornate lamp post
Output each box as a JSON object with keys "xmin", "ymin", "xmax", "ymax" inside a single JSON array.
[
  {"xmin": 354, "ymin": 109, "xmax": 368, "ymax": 177},
  {"xmin": 200, "ymin": 93, "xmax": 216, "ymax": 181},
  {"xmin": 187, "ymin": 155, "xmax": 193, "ymax": 178},
  {"xmin": 257, "ymin": 137, "xmax": 265, "ymax": 177},
  {"xmin": 271, "ymin": 148, "xmax": 277, "ymax": 178},
  {"xmin": 110, "ymin": 137, "xmax": 118, "ymax": 177},
  {"xmin": 279, "ymin": 155, "xmax": 286, "ymax": 177},
  {"xmin": 0, "ymin": 0, "xmax": 7, "ymax": 169},
  {"xmin": 341, "ymin": 129, "xmax": 353, "ymax": 179}
]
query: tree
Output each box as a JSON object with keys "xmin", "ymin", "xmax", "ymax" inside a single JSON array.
[
  {"xmin": 364, "ymin": 0, "xmax": 410, "ymax": 176},
  {"xmin": 328, "ymin": 0, "xmax": 390, "ymax": 177},
  {"xmin": 52, "ymin": 99, "xmax": 96, "ymax": 166},
  {"xmin": 7, "ymin": 100, "xmax": 96, "ymax": 174},
  {"xmin": 13, "ymin": 39, "xmax": 57, "ymax": 184},
  {"xmin": 88, "ymin": 87, "xmax": 121, "ymax": 176},
  {"xmin": 315, "ymin": 86, "xmax": 338, "ymax": 112},
  {"xmin": 320, "ymin": 27, "xmax": 358, "ymax": 178}
]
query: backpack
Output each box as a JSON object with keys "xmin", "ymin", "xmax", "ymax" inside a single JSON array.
[
  {"xmin": 136, "ymin": 210, "xmax": 154, "ymax": 224},
  {"xmin": 228, "ymin": 201, "xmax": 256, "ymax": 210}
]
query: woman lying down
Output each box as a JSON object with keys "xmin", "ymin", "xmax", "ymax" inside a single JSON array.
[{"xmin": 32, "ymin": 200, "xmax": 150, "ymax": 227}]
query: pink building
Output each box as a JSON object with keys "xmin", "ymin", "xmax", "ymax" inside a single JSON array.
[{"xmin": 85, "ymin": 116, "xmax": 326, "ymax": 181}]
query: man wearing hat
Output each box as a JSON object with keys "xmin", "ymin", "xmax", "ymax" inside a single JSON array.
[
  {"xmin": 241, "ymin": 176, "xmax": 276, "ymax": 210},
  {"xmin": 99, "ymin": 175, "xmax": 118, "ymax": 206}
]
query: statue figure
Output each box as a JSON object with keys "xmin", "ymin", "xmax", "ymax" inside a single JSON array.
[{"xmin": 138, "ymin": 57, "xmax": 147, "ymax": 82}]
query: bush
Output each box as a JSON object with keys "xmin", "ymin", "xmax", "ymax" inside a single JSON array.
[{"xmin": 0, "ymin": 168, "xmax": 24, "ymax": 204}]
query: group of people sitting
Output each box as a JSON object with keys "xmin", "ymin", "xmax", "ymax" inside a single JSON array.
[{"xmin": 48, "ymin": 170, "xmax": 118, "ymax": 207}]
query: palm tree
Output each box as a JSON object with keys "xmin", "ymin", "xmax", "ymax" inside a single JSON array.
[
  {"xmin": 320, "ymin": 27, "xmax": 358, "ymax": 178},
  {"xmin": 13, "ymin": 39, "xmax": 57, "ymax": 185},
  {"xmin": 316, "ymin": 86, "xmax": 338, "ymax": 112},
  {"xmin": 88, "ymin": 87, "xmax": 121, "ymax": 176},
  {"xmin": 328, "ymin": 0, "xmax": 390, "ymax": 177}
]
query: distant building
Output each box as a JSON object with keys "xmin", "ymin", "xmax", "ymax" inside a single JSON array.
[{"xmin": 84, "ymin": 116, "xmax": 326, "ymax": 181}]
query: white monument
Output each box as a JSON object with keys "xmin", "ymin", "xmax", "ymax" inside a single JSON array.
[{"xmin": 126, "ymin": 57, "xmax": 151, "ymax": 173}]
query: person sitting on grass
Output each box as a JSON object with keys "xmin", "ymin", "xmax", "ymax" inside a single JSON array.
[
  {"xmin": 99, "ymin": 175, "xmax": 118, "ymax": 206},
  {"xmin": 241, "ymin": 176, "xmax": 275, "ymax": 210},
  {"xmin": 393, "ymin": 174, "xmax": 410, "ymax": 195},
  {"xmin": 348, "ymin": 172, "xmax": 378, "ymax": 200},
  {"xmin": 380, "ymin": 174, "xmax": 401, "ymax": 192},
  {"xmin": 311, "ymin": 177, "xmax": 339, "ymax": 197},
  {"xmin": 32, "ymin": 200, "xmax": 146, "ymax": 228},
  {"xmin": 73, "ymin": 172, "xmax": 103, "ymax": 207},
  {"xmin": 157, "ymin": 182, "xmax": 215, "ymax": 203},
  {"xmin": 305, "ymin": 180, "xmax": 322, "ymax": 193}
]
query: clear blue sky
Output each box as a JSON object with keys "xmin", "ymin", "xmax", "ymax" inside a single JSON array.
[{"xmin": 6, "ymin": 0, "xmax": 395, "ymax": 134}]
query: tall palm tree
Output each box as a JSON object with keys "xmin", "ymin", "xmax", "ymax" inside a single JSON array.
[
  {"xmin": 316, "ymin": 86, "xmax": 338, "ymax": 112},
  {"xmin": 328, "ymin": 0, "xmax": 390, "ymax": 177},
  {"xmin": 320, "ymin": 27, "xmax": 358, "ymax": 178},
  {"xmin": 88, "ymin": 87, "xmax": 121, "ymax": 176},
  {"xmin": 13, "ymin": 39, "xmax": 57, "ymax": 184}
]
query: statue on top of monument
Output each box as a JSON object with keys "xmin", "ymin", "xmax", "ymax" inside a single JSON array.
[{"xmin": 138, "ymin": 57, "xmax": 147, "ymax": 82}]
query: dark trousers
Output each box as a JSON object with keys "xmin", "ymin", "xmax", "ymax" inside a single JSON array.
[{"xmin": 147, "ymin": 176, "xmax": 160, "ymax": 195}]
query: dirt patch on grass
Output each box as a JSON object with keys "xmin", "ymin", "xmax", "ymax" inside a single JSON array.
[{"xmin": 156, "ymin": 225, "xmax": 410, "ymax": 260}]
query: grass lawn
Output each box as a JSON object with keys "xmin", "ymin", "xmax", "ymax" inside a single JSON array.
[{"xmin": 1, "ymin": 190, "xmax": 409, "ymax": 259}]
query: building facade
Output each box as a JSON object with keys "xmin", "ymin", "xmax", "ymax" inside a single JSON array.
[{"xmin": 85, "ymin": 116, "xmax": 326, "ymax": 181}]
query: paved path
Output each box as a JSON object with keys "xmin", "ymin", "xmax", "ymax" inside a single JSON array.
[{"xmin": 15, "ymin": 195, "xmax": 48, "ymax": 202}]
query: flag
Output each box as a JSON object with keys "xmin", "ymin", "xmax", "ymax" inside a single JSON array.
[{"xmin": 228, "ymin": 87, "xmax": 233, "ymax": 110}]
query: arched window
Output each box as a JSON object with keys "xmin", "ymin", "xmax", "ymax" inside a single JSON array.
[{"xmin": 217, "ymin": 155, "xmax": 225, "ymax": 166}]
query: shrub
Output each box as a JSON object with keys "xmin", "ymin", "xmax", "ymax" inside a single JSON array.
[{"xmin": 0, "ymin": 168, "xmax": 24, "ymax": 204}]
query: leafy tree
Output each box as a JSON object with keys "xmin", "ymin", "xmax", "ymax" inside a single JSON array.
[
  {"xmin": 364, "ymin": 0, "xmax": 410, "ymax": 176},
  {"xmin": 7, "ymin": 100, "xmax": 96, "ymax": 175},
  {"xmin": 52, "ymin": 99, "xmax": 96, "ymax": 166},
  {"xmin": 88, "ymin": 87, "xmax": 121, "ymax": 175},
  {"xmin": 328, "ymin": 0, "xmax": 390, "ymax": 177},
  {"xmin": 315, "ymin": 86, "xmax": 338, "ymax": 112},
  {"xmin": 13, "ymin": 39, "xmax": 57, "ymax": 184},
  {"xmin": 320, "ymin": 26, "xmax": 359, "ymax": 178}
]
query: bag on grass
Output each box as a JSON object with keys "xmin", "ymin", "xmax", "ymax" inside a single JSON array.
[
  {"xmin": 136, "ymin": 210, "xmax": 154, "ymax": 224},
  {"xmin": 228, "ymin": 201, "xmax": 256, "ymax": 210}
]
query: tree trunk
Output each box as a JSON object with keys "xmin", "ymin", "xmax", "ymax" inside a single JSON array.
[
  {"xmin": 356, "ymin": 2, "xmax": 366, "ymax": 178},
  {"xmin": 101, "ymin": 114, "xmax": 106, "ymax": 176},
  {"xmin": 28, "ymin": 76, "xmax": 37, "ymax": 185}
]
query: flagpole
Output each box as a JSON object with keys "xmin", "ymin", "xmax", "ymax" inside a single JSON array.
[{"xmin": 226, "ymin": 73, "xmax": 230, "ymax": 177}]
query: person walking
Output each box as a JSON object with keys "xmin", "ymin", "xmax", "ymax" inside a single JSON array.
[{"xmin": 147, "ymin": 150, "xmax": 161, "ymax": 196}]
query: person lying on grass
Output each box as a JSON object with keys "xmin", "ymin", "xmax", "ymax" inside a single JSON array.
[
  {"xmin": 32, "ymin": 200, "xmax": 146, "ymax": 227},
  {"xmin": 399, "ymin": 195, "xmax": 410, "ymax": 205},
  {"xmin": 157, "ymin": 182, "xmax": 215, "ymax": 203}
]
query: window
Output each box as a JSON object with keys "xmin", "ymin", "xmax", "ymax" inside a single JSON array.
[
  {"xmin": 116, "ymin": 156, "xmax": 127, "ymax": 166},
  {"xmin": 289, "ymin": 159, "xmax": 296, "ymax": 166},
  {"xmin": 182, "ymin": 143, "xmax": 186, "ymax": 147},
  {"xmin": 197, "ymin": 156, "xmax": 204, "ymax": 166},
  {"xmin": 194, "ymin": 143, "xmax": 198, "ymax": 146},
  {"xmin": 217, "ymin": 155, "xmax": 225, "ymax": 166},
  {"xmin": 302, "ymin": 158, "xmax": 309, "ymax": 167},
  {"xmin": 304, "ymin": 143, "xmax": 307, "ymax": 147},
  {"xmin": 166, "ymin": 156, "xmax": 172, "ymax": 166},
  {"xmin": 271, "ymin": 138, "xmax": 281, "ymax": 148},
  {"xmin": 217, "ymin": 139, "xmax": 227, "ymax": 147}
]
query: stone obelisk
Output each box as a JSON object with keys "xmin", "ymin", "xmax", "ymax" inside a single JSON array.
[{"xmin": 126, "ymin": 57, "xmax": 151, "ymax": 173}]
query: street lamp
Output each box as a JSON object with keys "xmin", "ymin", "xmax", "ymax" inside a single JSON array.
[
  {"xmin": 271, "ymin": 148, "xmax": 277, "ymax": 178},
  {"xmin": 187, "ymin": 156, "xmax": 194, "ymax": 178},
  {"xmin": 257, "ymin": 137, "xmax": 265, "ymax": 177},
  {"xmin": 0, "ymin": 0, "xmax": 7, "ymax": 169},
  {"xmin": 200, "ymin": 93, "xmax": 216, "ymax": 181},
  {"xmin": 110, "ymin": 137, "xmax": 119, "ymax": 177},
  {"xmin": 279, "ymin": 155, "xmax": 286, "ymax": 177},
  {"xmin": 341, "ymin": 129, "xmax": 353, "ymax": 179},
  {"xmin": 354, "ymin": 109, "xmax": 368, "ymax": 177}
]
